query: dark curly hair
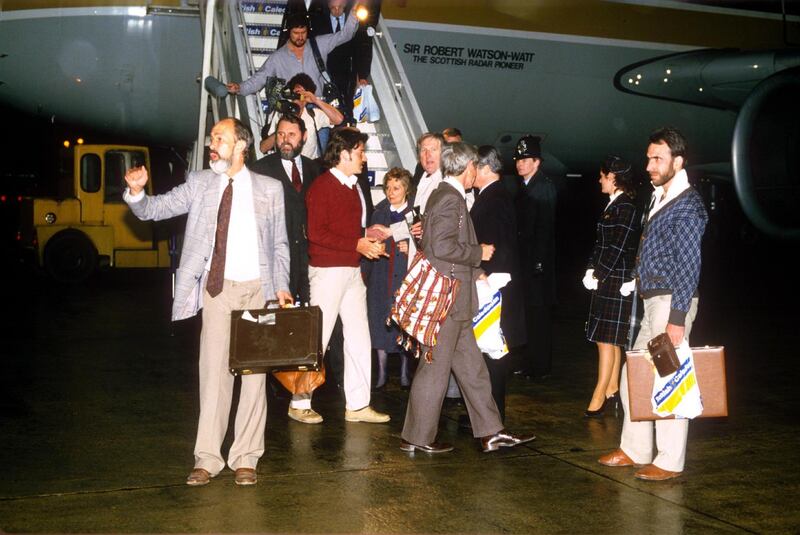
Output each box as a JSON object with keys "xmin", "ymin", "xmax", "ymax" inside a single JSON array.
[
  {"xmin": 601, "ymin": 155, "xmax": 636, "ymax": 198},
  {"xmin": 322, "ymin": 127, "xmax": 369, "ymax": 169}
]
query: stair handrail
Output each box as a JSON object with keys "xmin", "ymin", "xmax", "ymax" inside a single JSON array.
[
  {"xmin": 369, "ymin": 15, "xmax": 428, "ymax": 169},
  {"xmin": 224, "ymin": 0, "xmax": 268, "ymax": 159}
]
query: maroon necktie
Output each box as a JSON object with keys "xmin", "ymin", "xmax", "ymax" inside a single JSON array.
[
  {"xmin": 206, "ymin": 177, "xmax": 233, "ymax": 297},
  {"xmin": 291, "ymin": 160, "xmax": 302, "ymax": 192}
]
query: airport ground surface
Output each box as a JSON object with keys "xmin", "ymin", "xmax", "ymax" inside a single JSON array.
[{"xmin": 0, "ymin": 246, "xmax": 798, "ymax": 534}]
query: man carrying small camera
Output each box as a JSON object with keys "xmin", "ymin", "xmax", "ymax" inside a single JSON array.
[
  {"xmin": 259, "ymin": 73, "xmax": 344, "ymax": 159},
  {"xmin": 226, "ymin": 7, "xmax": 361, "ymax": 100}
]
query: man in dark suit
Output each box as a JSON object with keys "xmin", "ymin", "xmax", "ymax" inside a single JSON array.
[
  {"xmin": 468, "ymin": 145, "xmax": 526, "ymax": 422},
  {"xmin": 311, "ymin": 0, "xmax": 379, "ymax": 122},
  {"xmin": 513, "ymin": 135, "xmax": 556, "ymax": 379},
  {"xmin": 400, "ymin": 142, "xmax": 534, "ymax": 454},
  {"xmin": 251, "ymin": 114, "xmax": 320, "ymax": 305},
  {"xmin": 251, "ymin": 114, "xmax": 324, "ymax": 424}
]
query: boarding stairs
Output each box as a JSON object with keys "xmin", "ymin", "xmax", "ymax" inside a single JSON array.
[{"xmin": 195, "ymin": 0, "xmax": 426, "ymax": 203}]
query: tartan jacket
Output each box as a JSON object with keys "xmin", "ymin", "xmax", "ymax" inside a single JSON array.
[{"xmin": 634, "ymin": 187, "xmax": 707, "ymax": 326}]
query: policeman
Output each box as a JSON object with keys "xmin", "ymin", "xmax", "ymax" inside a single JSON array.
[{"xmin": 513, "ymin": 135, "xmax": 557, "ymax": 379}]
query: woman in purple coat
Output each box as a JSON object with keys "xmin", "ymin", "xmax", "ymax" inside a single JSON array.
[
  {"xmin": 582, "ymin": 156, "xmax": 640, "ymax": 417},
  {"xmin": 362, "ymin": 168, "xmax": 415, "ymax": 390}
]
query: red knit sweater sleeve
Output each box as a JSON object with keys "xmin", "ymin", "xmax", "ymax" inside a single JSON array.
[{"xmin": 306, "ymin": 173, "xmax": 362, "ymax": 264}]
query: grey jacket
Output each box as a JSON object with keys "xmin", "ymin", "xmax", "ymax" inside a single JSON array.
[
  {"xmin": 422, "ymin": 181, "xmax": 483, "ymax": 322},
  {"xmin": 126, "ymin": 168, "xmax": 290, "ymax": 321},
  {"xmin": 238, "ymin": 13, "xmax": 358, "ymax": 97}
]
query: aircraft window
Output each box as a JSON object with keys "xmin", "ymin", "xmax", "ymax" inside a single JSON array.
[{"xmin": 80, "ymin": 154, "xmax": 101, "ymax": 194}]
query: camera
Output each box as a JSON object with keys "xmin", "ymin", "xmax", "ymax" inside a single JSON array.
[{"xmin": 264, "ymin": 77, "xmax": 300, "ymax": 116}]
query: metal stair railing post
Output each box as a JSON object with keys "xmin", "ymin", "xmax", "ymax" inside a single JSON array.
[
  {"xmin": 194, "ymin": 0, "xmax": 217, "ymax": 171},
  {"xmin": 369, "ymin": 15, "xmax": 428, "ymax": 170},
  {"xmin": 225, "ymin": 0, "xmax": 267, "ymax": 159}
]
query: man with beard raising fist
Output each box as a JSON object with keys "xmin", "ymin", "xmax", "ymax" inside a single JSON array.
[
  {"xmin": 124, "ymin": 117, "xmax": 291, "ymax": 487},
  {"xmin": 251, "ymin": 115, "xmax": 326, "ymax": 424}
]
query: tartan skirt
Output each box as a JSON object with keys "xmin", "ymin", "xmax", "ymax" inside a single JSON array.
[{"xmin": 586, "ymin": 274, "xmax": 634, "ymax": 347}]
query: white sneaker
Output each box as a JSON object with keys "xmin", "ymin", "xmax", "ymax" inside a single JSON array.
[
  {"xmin": 344, "ymin": 406, "xmax": 390, "ymax": 423},
  {"xmin": 288, "ymin": 407, "xmax": 323, "ymax": 424}
]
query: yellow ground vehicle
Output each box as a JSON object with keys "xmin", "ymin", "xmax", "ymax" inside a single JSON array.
[{"xmin": 21, "ymin": 144, "xmax": 172, "ymax": 283}]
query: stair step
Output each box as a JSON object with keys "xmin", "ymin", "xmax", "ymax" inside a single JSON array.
[
  {"xmin": 243, "ymin": 13, "xmax": 283, "ymax": 25},
  {"xmin": 248, "ymin": 36, "xmax": 279, "ymax": 53}
]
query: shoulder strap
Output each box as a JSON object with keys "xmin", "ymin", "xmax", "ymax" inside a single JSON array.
[{"xmin": 308, "ymin": 36, "xmax": 332, "ymax": 83}]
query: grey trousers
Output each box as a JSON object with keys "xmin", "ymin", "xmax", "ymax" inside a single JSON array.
[
  {"xmin": 402, "ymin": 315, "xmax": 504, "ymax": 446},
  {"xmin": 620, "ymin": 294, "xmax": 699, "ymax": 472}
]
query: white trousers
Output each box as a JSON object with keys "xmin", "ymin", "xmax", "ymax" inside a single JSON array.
[
  {"xmin": 306, "ymin": 265, "xmax": 372, "ymax": 411},
  {"xmin": 620, "ymin": 294, "xmax": 699, "ymax": 472},
  {"xmin": 194, "ymin": 279, "xmax": 267, "ymax": 475}
]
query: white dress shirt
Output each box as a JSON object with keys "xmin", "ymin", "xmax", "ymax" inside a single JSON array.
[
  {"xmin": 330, "ymin": 167, "xmax": 367, "ymax": 228},
  {"xmin": 211, "ymin": 166, "xmax": 260, "ymax": 281},
  {"xmin": 414, "ymin": 169, "xmax": 442, "ymax": 215}
]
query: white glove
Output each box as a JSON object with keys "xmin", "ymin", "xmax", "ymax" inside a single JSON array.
[
  {"xmin": 619, "ymin": 279, "xmax": 636, "ymax": 297},
  {"xmin": 582, "ymin": 269, "xmax": 598, "ymax": 290}
]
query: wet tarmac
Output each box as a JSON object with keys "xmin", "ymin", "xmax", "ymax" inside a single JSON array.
[{"xmin": 1, "ymin": 265, "xmax": 798, "ymax": 534}]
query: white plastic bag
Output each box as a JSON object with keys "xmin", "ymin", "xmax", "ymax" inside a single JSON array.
[
  {"xmin": 650, "ymin": 341, "xmax": 704, "ymax": 418},
  {"xmin": 353, "ymin": 84, "xmax": 380, "ymax": 123},
  {"xmin": 472, "ymin": 273, "xmax": 511, "ymax": 359}
]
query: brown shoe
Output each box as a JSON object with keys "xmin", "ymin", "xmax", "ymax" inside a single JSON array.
[
  {"xmin": 234, "ymin": 467, "xmax": 257, "ymax": 486},
  {"xmin": 635, "ymin": 464, "xmax": 681, "ymax": 481},
  {"xmin": 186, "ymin": 468, "xmax": 212, "ymax": 486},
  {"xmin": 597, "ymin": 449, "xmax": 638, "ymax": 467},
  {"xmin": 480, "ymin": 430, "xmax": 536, "ymax": 452},
  {"xmin": 400, "ymin": 439, "xmax": 454, "ymax": 453}
]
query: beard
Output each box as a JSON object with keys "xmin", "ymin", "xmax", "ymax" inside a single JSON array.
[
  {"xmin": 209, "ymin": 156, "xmax": 232, "ymax": 175},
  {"xmin": 279, "ymin": 142, "xmax": 303, "ymax": 160},
  {"xmin": 651, "ymin": 166, "xmax": 676, "ymax": 187}
]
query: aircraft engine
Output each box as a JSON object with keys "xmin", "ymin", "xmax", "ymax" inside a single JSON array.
[{"xmin": 732, "ymin": 66, "xmax": 800, "ymax": 240}]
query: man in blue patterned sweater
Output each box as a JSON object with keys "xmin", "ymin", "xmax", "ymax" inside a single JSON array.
[{"xmin": 598, "ymin": 126, "xmax": 708, "ymax": 481}]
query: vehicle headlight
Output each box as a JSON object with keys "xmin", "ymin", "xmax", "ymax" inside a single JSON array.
[{"xmin": 44, "ymin": 212, "xmax": 57, "ymax": 224}]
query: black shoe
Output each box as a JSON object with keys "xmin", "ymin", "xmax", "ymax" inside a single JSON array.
[
  {"xmin": 371, "ymin": 383, "xmax": 386, "ymax": 393},
  {"xmin": 480, "ymin": 430, "xmax": 535, "ymax": 452},
  {"xmin": 584, "ymin": 397, "xmax": 608, "ymax": 418},
  {"xmin": 400, "ymin": 439, "xmax": 454, "ymax": 453}
]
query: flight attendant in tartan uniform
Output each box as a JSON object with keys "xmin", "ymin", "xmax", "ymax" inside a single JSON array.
[{"xmin": 582, "ymin": 156, "xmax": 640, "ymax": 418}]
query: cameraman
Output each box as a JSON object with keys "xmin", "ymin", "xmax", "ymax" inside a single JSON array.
[
  {"xmin": 227, "ymin": 7, "xmax": 360, "ymax": 99},
  {"xmin": 260, "ymin": 73, "xmax": 344, "ymax": 159}
]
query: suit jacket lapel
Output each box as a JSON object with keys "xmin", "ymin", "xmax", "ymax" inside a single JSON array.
[{"xmin": 204, "ymin": 170, "xmax": 222, "ymax": 241}]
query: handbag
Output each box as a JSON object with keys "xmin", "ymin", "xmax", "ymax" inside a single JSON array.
[
  {"xmin": 273, "ymin": 367, "xmax": 326, "ymax": 396},
  {"xmin": 228, "ymin": 303, "xmax": 323, "ymax": 375},
  {"xmin": 647, "ymin": 332, "xmax": 681, "ymax": 377},
  {"xmin": 390, "ymin": 251, "xmax": 460, "ymax": 361}
]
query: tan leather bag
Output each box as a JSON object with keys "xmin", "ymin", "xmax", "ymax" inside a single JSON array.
[{"xmin": 273, "ymin": 367, "xmax": 326, "ymax": 395}]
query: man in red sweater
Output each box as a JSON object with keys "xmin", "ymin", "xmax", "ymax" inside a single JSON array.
[{"xmin": 303, "ymin": 127, "xmax": 390, "ymax": 423}]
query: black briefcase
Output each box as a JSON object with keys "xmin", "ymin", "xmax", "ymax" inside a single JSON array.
[{"xmin": 229, "ymin": 304, "xmax": 323, "ymax": 375}]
